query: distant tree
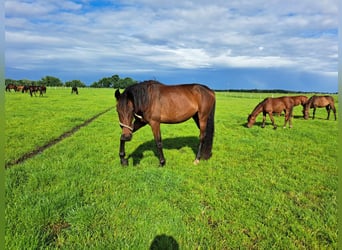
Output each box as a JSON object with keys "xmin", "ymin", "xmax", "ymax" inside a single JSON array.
[
  {"xmin": 91, "ymin": 77, "xmax": 111, "ymax": 88},
  {"xmin": 65, "ymin": 80, "xmax": 86, "ymax": 87},
  {"xmin": 19, "ymin": 79, "xmax": 35, "ymax": 86},
  {"xmin": 5, "ymin": 78, "xmax": 35, "ymax": 86},
  {"xmin": 90, "ymin": 81, "xmax": 100, "ymax": 88},
  {"xmin": 90, "ymin": 74, "xmax": 137, "ymax": 88},
  {"xmin": 117, "ymin": 77, "xmax": 137, "ymax": 89},
  {"xmin": 5, "ymin": 79, "xmax": 16, "ymax": 86},
  {"xmin": 40, "ymin": 76, "xmax": 63, "ymax": 86}
]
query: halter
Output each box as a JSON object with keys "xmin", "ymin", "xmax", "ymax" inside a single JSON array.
[
  {"xmin": 119, "ymin": 113, "xmax": 143, "ymax": 131},
  {"xmin": 119, "ymin": 122, "xmax": 133, "ymax": 131}
]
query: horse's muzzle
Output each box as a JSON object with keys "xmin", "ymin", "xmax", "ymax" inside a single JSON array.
[{"xmin": 121, "ymin": 134, "xmax": 132, "ymax": 141}]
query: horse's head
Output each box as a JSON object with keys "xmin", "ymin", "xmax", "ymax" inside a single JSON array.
[
  {"xmin": 246, "ymin": 114, "xmax": 255, "ymax": 128},
  {"xmin": 115, "ymin": 89, "xmax": 134, "ymax": 141}
]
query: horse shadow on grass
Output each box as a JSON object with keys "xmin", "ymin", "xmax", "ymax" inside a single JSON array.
[{"xmin": 127, "ymin": 136, "xmax": 199, "ymax": 166}]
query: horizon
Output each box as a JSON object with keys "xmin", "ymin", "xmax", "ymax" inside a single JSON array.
[{"xmin": 5, "ymin": 1, "xmax": 338, "ymax": 93}]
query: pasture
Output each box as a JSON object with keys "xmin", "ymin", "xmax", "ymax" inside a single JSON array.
[{"xmin": 5, "ymin": 88, "xmax": 337, "ymax": 249}]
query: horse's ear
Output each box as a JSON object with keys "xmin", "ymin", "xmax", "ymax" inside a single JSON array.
[{"xmin": 115, "ymin": 89, "xmax": 121, "ymax": 100}]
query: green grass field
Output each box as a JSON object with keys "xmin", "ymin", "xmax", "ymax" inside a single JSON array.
[{"xmin": 5, "ymin": 88, "xmax": 338, "ymax": 249}]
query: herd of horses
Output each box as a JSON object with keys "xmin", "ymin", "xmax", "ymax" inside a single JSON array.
[
  {"xmin": 115, "ymin": 80, "xmax": 337, "ymax": 166},
  {"xmin": 6, "ymin": 84, "xmax": 47, "ymax": 97},
  {"xmin": 6, "ymin": 84, "xmax": 79, "ymax": 96},
  {"xmin": 247, "ymin": 95, "xmax": 336, "ymax": 129}
]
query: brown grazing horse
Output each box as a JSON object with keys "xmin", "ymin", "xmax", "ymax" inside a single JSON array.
[
  {"xmin": 247, "ymin": 96, "xmax": 295, "ymax": 129},
  {"xmin": 115, "ymin": 80, "xmax": 216, "ymax": 166},
  {"xmin": 290, "ymin": 95, "xmax": 308, "ymax": 117},
  {"xmin": 304, "ymin": 95, "xmax": 336, "ymax": 120},
  {"xmin": 275, "ymin": 95, "xmax": 308, "ymax": 117},
  {"xmin": 290, "ymin": 95, "xmax": 308, "ymax": 107},
  {"xmin": 16, "ymin": 85, "xmax": 25, "ymax": 92},
  {"xmin": 5, "ymin": 84, "xmax": 17, "ymax": 92},
  {"xmin": 29, "ymin": 85, "xmax": 46, "ymax": 97}
]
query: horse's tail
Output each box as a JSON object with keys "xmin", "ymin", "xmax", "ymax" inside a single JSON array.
[{"xmin": 201, "ymin": 100, "xmax": 215, "ymax": 160}]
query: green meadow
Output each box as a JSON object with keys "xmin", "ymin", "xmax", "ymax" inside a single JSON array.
[{"xmin": 5, "ymin": 88, "xmax": 337, "ymax": 249}]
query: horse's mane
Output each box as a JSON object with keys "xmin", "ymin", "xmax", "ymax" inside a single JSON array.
[
  {"xmin": 251, "ymin": 97, "xmax": 269, "ymax": 115},
  {"xmin": 123, "ymin": 80, "xmax": 162, "ymax": 112}
]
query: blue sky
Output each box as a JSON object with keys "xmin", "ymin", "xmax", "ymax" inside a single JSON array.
[{"xmin": 5, "ymin": 0, "xmax": 338, "ymax": 92}]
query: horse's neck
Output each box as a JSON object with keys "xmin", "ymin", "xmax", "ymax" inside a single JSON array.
[
  {"xmin": 307, "ymin": 98, "xmax": 314, "ymax": 108},
  {"xmin": 251, "ymin": 102, "xmax": 264, "ymax": 117}
]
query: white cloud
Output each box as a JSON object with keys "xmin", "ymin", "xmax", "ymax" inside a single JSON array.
[{"xmin": 5, "ymin": 0, "xmax": 338, "ymax": 80}]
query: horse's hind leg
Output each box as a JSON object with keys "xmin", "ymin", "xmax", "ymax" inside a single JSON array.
[
  {"xmin": 192, "ymin": 114, "xmax": 200, "ymax": 129},
  {"xmin": 193, "ymin": 115, "xmax": 209, "ymax": 164},
  {"xmin": 283, "ymin": 109, "xmax": 293, "ymax": 128},
  {"xmin": 312, "ymin": 107, "xmax": 316, "ymax": 119},
  {"xmin": 326, "ymin": 106, "xmax": 331, "ymax": 120},
  {"xmin": 332, "ymin": 106, "xmax": 337, "ymax": 120}
]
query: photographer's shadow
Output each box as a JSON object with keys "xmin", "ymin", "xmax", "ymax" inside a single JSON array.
[
  {"xmin": 128, "ymin": 136, "xmax": 199, "ymax": 166},
  {"xmin": 150, "ymin": 234, "xmax": 179, "ymax": 250}
]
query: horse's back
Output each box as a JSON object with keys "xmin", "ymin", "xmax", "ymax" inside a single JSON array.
[
  {"xmin": 267, "ymin": 96, "xmax": 293, "ymax": 112},
  {"xmin": 310, "ymin": 95, "xmax": 335, "ymax": 107},
  {"xmin": 155, "ymin": 83, "xmax": 215, "ymax": 123}
]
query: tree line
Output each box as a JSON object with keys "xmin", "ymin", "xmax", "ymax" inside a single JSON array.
[{"xmin": 5, "ymin": 74, "xmax": 137, "ymax": 89}]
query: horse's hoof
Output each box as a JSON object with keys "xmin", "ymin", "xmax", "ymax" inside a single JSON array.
[
  {"xmin": 121, "ymin": 159, "xmax": 128, "ymax": 166},
  {"xmin": 193, "ymin": 159, "xmax": 200, "ymax": 165}
]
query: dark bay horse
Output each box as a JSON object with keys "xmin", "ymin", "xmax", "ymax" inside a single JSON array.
[
  {"xmin": 304, "ymin": 95, "xmax": 336, "ymax": 120},
  {"xmin": 115, "ymin": 80, "xmax": 216, "ymax": 166},
  {"xmin": 247, "ymin": 96, "xmax": 294, "ymax": 129},
  {"xmin": 6, "ymin": 84, "xmax": 17, "ymax": 92},
  {"xmin": 29, "ymin": 85, "xmax": 46, "ymax": 97},
  {"xmin": 71, "ymin": 86, "xmax": 78, "ymax": 94}
]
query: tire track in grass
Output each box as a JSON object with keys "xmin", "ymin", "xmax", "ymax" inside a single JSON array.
[{"xmin": 5, "ymin": 107, "xmax": 114, "ymax": 169}]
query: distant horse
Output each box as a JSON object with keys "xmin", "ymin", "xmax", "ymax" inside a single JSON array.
[
  {"xmin": 290, "ymin": 95, "xmax": 308, "ymax": 107},
  {"xmin": 290, "ymin": 95, "xmax": 308, "ymax": 117},
  {"xmin": 247, "ymin": 96, "xmax": 295, "ymax": 129},
  {"xmin": 6, "ymin": 84, "xmax": 17, "ymax": 92},
  {"xmin": 71, "ymin": 86, "xmax": 78, "ymax": 94},
  {"xmin": 304, "ymin": 95, "xmax": 336, "ymax": 120},
  {"xmin": 115, "ymin": 80, "xmax": 216, "ymax": 166},
  {"xmin": 22, "ymin": 85, "xmax": 30, "ymax": 93},
  {"xmin": 274, "ymin": 95, "xmax": 308, "ymax": 117},
  {"xmin": 29, "ymin": 85, "xmax": 45, "ymax": 97},
  {"xmin": 16, "ymin": 85, "xmax": 25, "ymax": 92},
  {"xmin": 29, "ymin": 86, "xmax": 39, "ymax": 96},
  {"xmin": 40, "ymin": 85, "xmax": 47, "ymax": 95}
]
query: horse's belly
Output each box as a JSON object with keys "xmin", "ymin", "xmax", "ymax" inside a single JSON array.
[{"xmin": 160, "ymin": 105, "xmax": 197, "ymax": 123}]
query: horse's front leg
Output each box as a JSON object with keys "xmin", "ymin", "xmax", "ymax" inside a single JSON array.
[
  {"xmin": 150, "ymin": 122, "xmax": 165, "ymax": 166},
  {"xmin": 261, "ymin": 112, "xmax": 267, "ymax": 128},
  {"xmin": 119, "ymin": 140, "xmax": 128, "ymax": 166},
  {"xmin": 268, "ymin": 112, "xmax": 277, "ymax": 129}
]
